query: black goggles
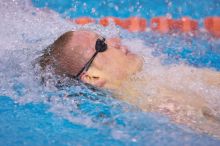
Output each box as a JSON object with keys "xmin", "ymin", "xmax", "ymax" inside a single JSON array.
[{"xmin": 75, "ymin": 37, "xmax": 108, "ymax": 79}]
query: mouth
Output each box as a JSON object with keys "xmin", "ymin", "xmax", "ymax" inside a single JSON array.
[
  {"xmin": 120, "ymin": 45, "xmax": 130, "ymax": 55},
  {"xmin": 137, "ymin": 55, "xmax": 144, "ymax": 71},
  {"xmin": 126, "ymin": 50, "xmax": 137, "ymax": 57},
  {"xmin": 125, "ymin": 50, "xmax": 129, "ymax": 55},
  {"xmin": 131, "ymin": 54, "xmax": 144, "ymax": 72},
  {"xmin": 126, "ymin": 49, "xmax": 135, "ymax": 56}
]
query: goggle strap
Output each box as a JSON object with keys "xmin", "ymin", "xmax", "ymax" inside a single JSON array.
[{"xmin": 75, "ymin": 51, "xmax": 98, "ymax": 79}]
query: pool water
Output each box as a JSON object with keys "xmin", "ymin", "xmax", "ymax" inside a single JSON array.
[
  {"xmin": 32, "ymin": 0, "xmax": 220, "ymax": 19},
  {"xmin": 0, "ymin": 0, "xmax": 220, "ymax": 146}
]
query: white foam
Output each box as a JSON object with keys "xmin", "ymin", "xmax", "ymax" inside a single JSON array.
[
  {"xmin": 120, "ymin": 38, "xmax": 220, "ymax": 138},
  {"xmin": 0, "ymin": 0, "xmax": 119, "ymax": 127},
  {"xmin": 1, "ymin": 0, "xmax": 220, "ymax": 139}
]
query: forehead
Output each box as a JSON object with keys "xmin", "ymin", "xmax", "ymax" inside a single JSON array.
[
  {"xmin": 66, "ymin": 30, "xmax": 100, "ymax": 57},
  {"xmin": 68, "ymin": 30, "xmax": 101, "ymax": 52},
  {"xmin": 72, "ymin": 30, "xmax": 99, "ymax": 42}
]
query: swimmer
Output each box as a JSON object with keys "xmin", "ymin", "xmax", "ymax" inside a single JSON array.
[
  {"xmin": 38, "ymin": 30, "xmax": 143, "ymax": 88},
  {"xmin": 38, "ymin": 30, "xmax": 220, "ymax": 137}
]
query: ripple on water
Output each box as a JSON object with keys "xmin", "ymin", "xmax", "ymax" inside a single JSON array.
[{"xmin": 0, "ymin": 0, "xmax": 220, "ymax": 145}]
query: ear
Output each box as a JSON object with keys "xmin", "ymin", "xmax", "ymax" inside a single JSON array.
[{"xmin": 80, "ymin": 72, "xmax": 106, "ymax": 87}]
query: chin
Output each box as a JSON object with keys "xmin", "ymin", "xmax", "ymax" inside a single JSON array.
[
  {"xmin": 131, "ymin": 55, "xmax": 144, "ymax": 73},
  {"xmin": 137, "ymin": 56, "xmax": 144, "ymax": 71}
]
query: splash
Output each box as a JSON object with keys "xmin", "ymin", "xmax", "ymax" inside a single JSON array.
[
  {"xmin": 1, "ymin": 0, "xmax": 220, "ymax": 144},
  {"xmin": 0, "ymin": 0, "xmax": 121, "ymax": 126},
  {"xmin": 119, "ymin": 34, "xmax": 220, "ymax": 138}
]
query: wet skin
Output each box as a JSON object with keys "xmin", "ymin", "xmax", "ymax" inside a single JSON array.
[
  {"xmin": 57, "ymin": 30, "xmax": 220, "ymax": 137},
  {"xmin": 60, "ymin": 30, "xmax": 143, "ymax": 89}
]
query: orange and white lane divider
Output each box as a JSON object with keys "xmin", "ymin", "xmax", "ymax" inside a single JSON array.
[
  {"xmin": 151, "ymin": 17, "xmax": 173, "ymax": 33},
  {"xmin": 99, "ymin": 16, "xmax": 146, "ymax": 32},
  {"xmin": 204, "ymin": 17, "xmax": 220, "ymax": 38},
  {"xmin": 71, "ymin": 16, "xmax": 220, "ymax": 38},
  {"xmin": 171, "ymin": 17, "xmax": 198, "ymax": 33},
  {"xmin": 123, "ymin": 17, "xmax": 147, "ymax": 32},
  {"xmin": 151, "ymin": 17, "xmax": 198, "ymax": 33},
  {"xmin": 74, "ymin": 17, "xmax": 95, "ymax": 25},
  {"xmin": 99, "ymin": 17, "xmax": 125, "ymax": 28}
]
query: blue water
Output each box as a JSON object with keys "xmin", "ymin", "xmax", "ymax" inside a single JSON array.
[
  {"xmin": 0, "ymin": 0, "xmax": 220, "ymax": 146},
  {"xmin": 1, "ymin": 93, "xmax": 220, "ymax": 146},
  {"xmin": 139, "ymin": 33, "xmax": 220, "ymax": 70},
  {"xmin": 32, "ymin": 0, "xmax": 220, "ymax": 19}
]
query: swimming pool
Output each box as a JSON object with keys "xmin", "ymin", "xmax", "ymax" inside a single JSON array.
[{"xmin": 0, "ymin": 0, "xmax": 220, "ymax": 145}]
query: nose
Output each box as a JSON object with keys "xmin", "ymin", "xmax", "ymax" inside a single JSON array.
[{"xmin": 106, "ymin": 38, "xmax": 130, "ymax": 55}]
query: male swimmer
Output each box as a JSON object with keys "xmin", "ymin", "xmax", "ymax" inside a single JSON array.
[
  {"xmin": 38, "ymin": 30, "xmax": 220, "ymax": 137},
  {"xmin": 39, "ymin": 30, "xmax": 143, "ymax": 88}
]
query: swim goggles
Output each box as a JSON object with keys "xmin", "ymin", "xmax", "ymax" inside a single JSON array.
[{"xmin": 75, "ymin": 37, "xmax": 108, "ymax": 79}]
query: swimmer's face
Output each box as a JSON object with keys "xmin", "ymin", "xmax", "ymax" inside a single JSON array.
[{"xmin": 69, "ymin": 30, "xmax": 143, "ymax": 88}]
